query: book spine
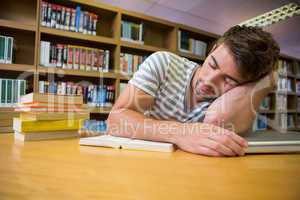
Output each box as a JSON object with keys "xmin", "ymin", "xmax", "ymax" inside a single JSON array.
[
  {"xmin": 74, "ymin": 47, "xmax": 80, "ymax": 70},
  {"xmin": 41, "ymin": 1, "xmax": 47, "ymax": 26},
  {"xmin": 56, "ymin": 44, "xmax": 63, "ymax": 68},
  {"xmin": 86, "ymin": 48, "xmax": 91, "ymax": 71},
  {"xmin": 67, "ymin": 45, "xmax": 73, "ymax": 69},
  {"xmin": 75, "ymin": 5, "xmax": 81, "ymax": 32},
  {"xmin": 65, "ymin": 8, "xmax": 70, "ymax": 31},
  {"xmin": 6, "ymin": 37, "xmax": 13, "ymax": 64},
  {"xmin": 60, "ymin": 6, "xmax": 66, "ymax": 30},
  {"xmin": 46, "ymin": 3, "xmax": 52, "ymax": 27},
  {"xmin": 62, "ymin": 45, "xmax": 68, "ymax": 69},
  {"xmin": 92, "ymin": 14, "xmax": 98, "ymax": 35},
  {"xmin": 70, "ymin": 9, "xmax": 76, "ymax": 32},
  {"xmin": 88, "ymin": 12, "xmax": 93, "ymax": 35},
  {"xmin": 50, "ymin": 5, "xmax": 56, "ymax": 28},
  {"xmin": 0, "ymin": 35, "xmax": 5, "ymax": 63},
  {"xmin": 91, "ymin": 49, "xmax": 96, "ymax": 71},
  {"xmin": 55, "ymin": 5, "xmax": 62, "ymax": 29},
  {"xmin": 104, "ymin": 50, "xmax": 109, "ymax": 72},
  {"xmin": 1, "ymin": 79, "xmax": 6, "ymax": 104},
  {"xmin": 83, "ymin": 11, "xmax": 89, "ymax": 34},
  {"xmin": 79, "ymin": 48, "xmax": 86, "ymax": 70},
  {"xmin": 7, "ymin": 79, "xmax": 12, "ymax": 105},
  {"xmin": 39, "ymin": 81, "xmax": 45, "ymax": 93}
]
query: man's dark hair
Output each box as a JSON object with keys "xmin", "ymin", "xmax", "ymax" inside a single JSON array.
[{"xmin": 216, "ymin": 25, "xmax": 280, "ymax": 82}]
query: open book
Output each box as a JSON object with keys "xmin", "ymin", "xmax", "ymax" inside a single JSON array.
[{"xmin": 79, "ymin": 135, "xmax": 175, "ymax": 153}]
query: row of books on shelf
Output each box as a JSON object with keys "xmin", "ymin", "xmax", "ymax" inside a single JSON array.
[
  {"xmin": 277, "ymin": 59, "xmax": 294, "ymax": 75},
  {"xmin": 178, "ymin": 30, "xmax": 207, "ymax": 57},
  {"xmin": 40, "ymin": 41, "xmax": 109, "ymax": 72},
  {"xmin": 121, "ymin": 20, "xmax": 144, "ymax": 43},
  {"xmin": 277, "ymin": 77, "xmax": 293, "ymax": 92},
  {"xmin": 41, "ymin": 1, "xmax": 98, "ymax": 35},
  {"xmin": 253, "ymin": 114, "xmax": 297, "ymax": 131},
  {"xmin": 0, "ymin": 35, "xmax": 13, "ymax": 64},
  {"xmin": 39, "ymin": 80, "xmax": 115, "ymax": 107},
  {"xmin": 260, "ymin": 95, "xmax": 300, "ymax": 111},
  {"xmin": 120, "ymin": 53, "xmax": 147, "ymax": 75},
  {"xmin": 0, "ymin": 78, "xmax": 26, "ymax": 107}
]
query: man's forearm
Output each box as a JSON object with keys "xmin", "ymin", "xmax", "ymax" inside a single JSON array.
[{"xmin": 107, "ymin": 108, "xmax": 183, "ymax": 143}]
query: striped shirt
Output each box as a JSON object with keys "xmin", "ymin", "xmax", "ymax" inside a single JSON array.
[{"xmin": 129, "ymin": 51, "xmax": 212, "ymax": 123}]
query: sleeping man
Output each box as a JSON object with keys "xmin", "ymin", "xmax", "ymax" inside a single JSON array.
[{"xmin": 107, "ymin": 25, "xmax": 280, "ymax": 157}]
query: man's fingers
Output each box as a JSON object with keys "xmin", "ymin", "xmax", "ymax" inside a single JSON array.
[
  {"xmin": 227, "ymin": 131, "xmax": 248, "ymax": 148},
  {"xmin": 196, "ymin": 146, "xmax": 223, "ymax": 157},
  {"xmin": 208, "ymin": 133, "xmax": 245, "ymax": 156},
  {"xmin": 199, "ymin": 138, "xmax": 236, "ymax": 156}
]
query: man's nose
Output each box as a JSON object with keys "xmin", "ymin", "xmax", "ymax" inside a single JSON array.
[{"xmin": 205, "ymin": 70, "xmax": 222, "ymax": 85}]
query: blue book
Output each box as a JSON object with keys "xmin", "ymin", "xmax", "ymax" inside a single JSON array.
[{"xmin": 75, "ymin": 6, "xmax": 81, "ymax": 32}]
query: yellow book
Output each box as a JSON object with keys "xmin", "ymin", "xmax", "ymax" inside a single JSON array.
[
  {"xmin": 20, "ymin": 112, "xmax": 89, "ymax": 121},
  {"xmin": 13, "ymin": 118, "xmax": 83, "ymax": 133}
]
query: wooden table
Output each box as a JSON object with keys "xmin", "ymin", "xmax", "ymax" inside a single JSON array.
[{"xmin": 1, "ymin": 133, "xmax": 300, "ymax": 200}]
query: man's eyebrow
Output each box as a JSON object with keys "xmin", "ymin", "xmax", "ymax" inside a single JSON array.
[{"xmin": 211, "ymin": 55, "xmax": 241, "ymax": 84}]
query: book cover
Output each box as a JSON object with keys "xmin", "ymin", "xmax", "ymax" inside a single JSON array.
[
  {"xmin": 13, "ymin": 117, "xmax": 83, "ymax": 132},
  {"xmin": 14, "ymin": 130, "xmax": 79, "ymax": 141},
  {"xmin": 20, "ymin": 112, "xmax": 89, "ymax": 121},
  {"xmin": 0, "ymin": 35, "xmax": 6, "ymax": 63}
]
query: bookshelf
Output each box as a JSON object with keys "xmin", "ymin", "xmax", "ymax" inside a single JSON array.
[
  {"xmin": 256, "ymin": 55, "xmax": 300, "ymax": 133},
  {"xmin": 0, "ymin": 0, "xmax": 299, "ymax": 134}
]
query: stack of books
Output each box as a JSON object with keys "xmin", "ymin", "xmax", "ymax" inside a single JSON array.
[
  {"xmin": 121, "ymin": 20, "xmax": 144, "ymax": 44},
  {"xmin": 178, "ymin": 30, "xmax": 207, "ymax": 57},
  {"xmin": 40, "ymin": 2, "xmax": 98, "ymax": 35},
  {"xmin": 0, "ymin": 35, "xmax": 13, "ymax": 64},
  {"xmin": 13, "ymin": 93, "xmax": 89, "ymax": 141},
  {"xmin": 120, "ymin": 53, "xmax": 147, "ymax": 75},
  {"xmin": 0, "ymin": 108, "xmax": 19, "ymax": 133},
  {"xmin": 40, "ymin": 41, "xmax": 110, "ymax": 72}
]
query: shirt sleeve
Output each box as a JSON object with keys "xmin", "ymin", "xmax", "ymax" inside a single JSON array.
[{"xmin": 129, "ymin": 51, "xmax": 170, "ymax": 97}]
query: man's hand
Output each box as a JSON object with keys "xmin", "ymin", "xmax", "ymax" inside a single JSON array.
[{"xmin": 173, "ymin": 123, "xmax": 248, "ymax": 157}]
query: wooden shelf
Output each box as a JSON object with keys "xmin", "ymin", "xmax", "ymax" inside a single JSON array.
[
  {"xmin": 258, "ymin": 110, "xmax": 275, "ymax": 114},
  {"xmin": 86, "ymin": 106, "xmax": 112, "ymax": 114},
  {"xmin": 271, "ymin": 90, "xmax": 297, "ymax": 96},
  {"xmin": 0, "ymin": 63, "xmax": 35, "ymax": 72},
  {"xmin": 277, "ymin": 72, "xmax": 297, "ymax": 78},
  {"xmin": 38, "ymin": 66, "xmax": 117, "ymax": 79},
  {"xmin": 40, "ymin": 27, "xmax": 117, "ymax": 45},
  {"xmin": 178, "ymin": 51, "xmax": 205, "ymax": 62},
  {"xmin": 119, "ymin": 74, "xmax": 132, "ymax": 81},
  {"xmin": 0, "ymin": 19, "xmax": 35, "ymax": 32},
  {"xmin": 120, "ymin": 40, "xmax": 169, "ymax": 53},
  {"xmin": 0, "ymin": 107, "xmax": 15, "ymax": 112}
]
